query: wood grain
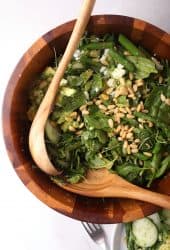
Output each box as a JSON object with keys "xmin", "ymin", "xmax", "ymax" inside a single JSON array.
[{"xmin": 2, "ymin": 15, "xmax": 170, "ymax": 223}]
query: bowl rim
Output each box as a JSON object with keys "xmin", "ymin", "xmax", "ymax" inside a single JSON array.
[{"xmin": 2, "ymin": 14, "xmax": 170, "ymax": 223}]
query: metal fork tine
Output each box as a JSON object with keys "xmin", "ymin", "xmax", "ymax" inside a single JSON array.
[
  {"xmin": 93, "ymin": 223, "xmax": 100, "ymax": 230},
  {"xmin": 82, "ymin": 222, "xmax": 92, "ymax": 235},
  {"xmin": 87, "ymin": 222, "xmax": 96, "ymax": 232},
  {"xmin": 82, "ymin": 222, "xmax": 108, "ymax": 249}
]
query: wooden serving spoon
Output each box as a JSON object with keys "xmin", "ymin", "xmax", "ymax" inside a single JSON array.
[
  {"xmin": 29, "ymin": 0, "xmax": 96, "ymax": 175},
  {"xmin": 29, "ymin": 0, "xmax": 170, "ymax": 209}
]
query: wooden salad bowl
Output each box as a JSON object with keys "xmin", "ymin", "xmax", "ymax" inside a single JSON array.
[{"xmin": 3, "ymin": 15, "xmax": 170, "ymax": 223}]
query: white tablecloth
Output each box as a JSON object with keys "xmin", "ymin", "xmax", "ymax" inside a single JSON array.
[{"xmin": 0, "ymin": 1, "xmax": 169, "ymax": 249}]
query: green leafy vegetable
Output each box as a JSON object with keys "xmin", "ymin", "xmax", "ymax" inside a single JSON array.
[{"xmin": 128, "ymin": 56, "xmax": 158, "ymax": 79}]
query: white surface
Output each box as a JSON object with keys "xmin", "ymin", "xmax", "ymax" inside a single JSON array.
[{"xmin": 0, "ymin": 1, "xmax": 169, "ymax": 250}]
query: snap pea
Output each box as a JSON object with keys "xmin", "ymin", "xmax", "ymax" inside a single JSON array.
[
  {"xmin": 118, "ymin": 34, "xmax": 144, "ymax": 56},
  {"xmin": 152, "ymin": 142, "xmax": 162, "ymax": 154},
  {"xmin": 109, "ymin": 49, "xmax": 135, "ymax": 72},
  {"xmin": 147, "ymin": 152, "xmax": 162, "ymax": 187},
  {"xmin": 83, "ymin": 42, "xmax": 113, "ymax": 50},
  {"xmin": 156, "ymin": 155, "xmax": 170, "ymax": 178}
]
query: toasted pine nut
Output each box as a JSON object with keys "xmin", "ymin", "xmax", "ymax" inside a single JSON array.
[
  {"xmin": 127, "ymin": 114, "xmax": 134, "ymax": 119},
  {"xmin": 95, "ymin": 99, "xmax": 102, "ymax": 105},
  {"xmin": 130, "ymin": 143, "xmax": 138, "ymax": 149},
  {"xmin": 142, "ymin": 109, "xmax": 149, "ymax": 113},
  {"xmin": 115, "ymin": 125, "xmax": 121, "ymax": 133},
  {"xmin": 159, "ymin": 76, "xmax": 163, "ymax": 84},
  {"xmin": 126, "ymin": 107, "xmax": 132, "ymax": 114},
  {"xmin": 108, "ymin": 104, "xmax": 115, "ymax": 110},
  {"xmin": 82, "ymin": 110, "xmax": 89, "ymax": 115},
  {"xmin": 165, "ymin": 98, "xmax": 170, "ymax": 106},
  {"xmin": 70, "ymin": 111, "xmax": 77, "ymax": 118},
  {"xmin": 123, "ymin": 140, "xmax": 128, "ymax": 149},
  {"xmin": 69, "ymin": 125, "xmax": 76, "ymax": 132},
  {"xmin": 119, "ymin": 107, "xmax": 127, "ymax": 113},
  {"xmin": 106, "ymin": 88, "xmax": 114, "ymax": 95},
  {"xmin": 77, "ymin": 115, "xmax": 81, "ymax": 122},
  {"xmin": 99, "ymin": 104, "xmax": 107, "ymax": 110},
  {"xmin": 160, "ymin": 93, "xmax": 166, "ymax": 102},
  {"xmin": 118, "ymin": 137, "xmax": 123, "ymax": 141},
  {"xmin": 148, "ymin": 121, "xmax": 153, "ymax": 127},
  {"xmin": 80, "ymin": 104, "xmax": 87, "ymax": 111},
  {"xmin": 143, "ymin": 152, "xmax": 152, "ymax": 157},
  {"xmin": 100, "ymin": 93, "xmax": 109, "ymax": 101},
  {"xmin": 133, "ymin": 84, "xmax": 138, "ymax": 92},
  {"xmin": 79, "ymin": 122, "xmax": 84, "ymax": 129},
  {"xmin": 131, "ymin": 148, "xmax": 139, "ymax": 153},
  {"xmin": 135, "ymin": 79, "xmax": 144, "ymax": 86},
  {"xmin": 108, "ymin": 119, "xmax": 114, "ymax": 128},
  {"xmin": 136, "ymin": 104, "xmax": 142, "ymax": 112},
  {"xmin": 129, "ymin": 72, "xmax": 134, "ymax": 80},
  {"xmin": 126, "ymin": 132, "xmax": 133, "ymax": 139}
]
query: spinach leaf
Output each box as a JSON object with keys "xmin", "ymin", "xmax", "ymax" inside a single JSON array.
[
  {"xmin": 86, "ymin": 153, "xmax": 113, "ymax": 169},
  {"xmin": 84, "ymin": 109, "xmax": 112, "ymax": 132},
  {"xmin": 128, "ymin": 56, "xmax": 158, "ymax": 79},
  {"xmin": 115, "ymin": 164, "xmax": 142, "ymax": 182}
]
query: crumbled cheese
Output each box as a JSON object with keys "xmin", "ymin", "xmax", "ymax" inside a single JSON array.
[
  {"xmin": 100, "ymin": 66, "xmax": 107, "ymax": 73},
  {"xmin": 84, "ymin": 91, "xmax": 89, "ymax": 100},
  {"xmin": 100, "ymin": 49, "xmax": 110, "ymax": 65},
  {"xmin": 60, "ymin": 78, "xmax": 68, "ymax": 86},
  {"xmin": 107, "ymin": 78, "xmax": 116, "ymax": 87},
  {"xmin": 73, "ymin": 49, "xmax": 81, "ymax": 60},
  {"xmin": 111, "ymin": 64, "xmax": 126, "ymax": 79}
]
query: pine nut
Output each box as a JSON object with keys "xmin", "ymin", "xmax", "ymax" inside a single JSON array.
[
  {"xmin": 119, "ymin": 107, "xmax": 127, "ymax": 113},
  {"xmin": 131, "ymin": 148, "xmax": 139, "ymax": 153},
  {"xmin": 80, "ymin": 104, "xmax": 87, "ymax": 111},
  {"xmin": 106, "ymin": 88, "xmax": 114, "ymax": 95},
  {"xmin": 69, "ymin": 125, "xmax": 76, "ymax": 132},
  {"xmin": 108, "ymin": 119, "xmax": 114, "ymax": 128},
  {"xmin": 123, "ymin": 140, "xmax": 128, "ymax": 149},
  {"xmin": 133, "ymin": 84, "xmax": 138, "ymax": 92},
  {"xmin": 126, "ymin": 107, "xmax": 132, "ymax": 114},
  {"xmin": 82, "ymin": 110, "xmax": 89, "ymax": 115},
  {"xmin": 126, "ymin": 132, "xmax": 133, "ymax": 139},
  {"xmin": 95, "ymin": 99, "xmax": 102, "ymax": 105},
  {"xmin": 127, "ymin": 114, "xmax": 134, "ymax": 119},
  {"xmin": 143, "ymin": 152, "xmax": 152, "ymax": 157},
  {"xmin": 135, "ymin": 79, "xmax": 144, "ymax": 86},
  {"xmin": 79, "ymin": 122, "xmax": 84, "ymax": 129},
  {"xmin": 100, "ymin": 93, "xmax": 109, "ymax": 101},
  {"xmin": 99, "ymin": 104, "xmax": 107, "ymax": 110},
  {"xmin": 118, "ymin": 137, "xmax": 123, "ymax": 141},
  {"xmin": 70, "ymin": 111, "xmax": 77, "ymax": 118},
  {"xmin": 129, "ymin": 72, "xmax": 134, "ymax": 80},
  {"xmin": 108, "ymin": 104, "xmax": 115, "ymax": 110},
  {"xmin": 130, "ymin": 143, "xmax": 138, "ymax": 149}
]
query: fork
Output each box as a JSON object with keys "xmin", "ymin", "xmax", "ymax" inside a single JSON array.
[{"xmin": 82, "ymin": 222, "xmax": 111, "ymax": 250}]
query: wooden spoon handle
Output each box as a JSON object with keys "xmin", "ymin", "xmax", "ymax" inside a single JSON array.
[
  {"xmin": 35, "ymin": 0, "xmax": 96, "ymax": 120},
  {"xmin": 95, "ymin": 180, "xmax": 170, "ymax": 209},
  {"xmin": 29, "ymin": 0, "xmax": 95, "ymax": 175},
  {"xmin": 111, "ymin": 185, "xmax": 170, "ymax": 209}
]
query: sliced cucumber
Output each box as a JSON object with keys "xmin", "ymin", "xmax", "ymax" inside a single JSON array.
[
  {"xmin": 45, "ymin": 120, "xmax": 60, "ymax": 144},
  {"xmin": 162, "ymin": 209, "xmax": 170, "ymax": 226},
  {"xmin": 132, "ymin": 218, "xmax": 158, "ymax": 248},
  {"xmin": 148, "ymin": 213, "xmax": 161, "ymax": 229}
]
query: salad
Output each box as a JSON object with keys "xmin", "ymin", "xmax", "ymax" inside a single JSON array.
[
  {"xmin": 125, "ymin": 209, "xmax": 170, "ymax": 250},
  {"xmin": 27, "ymin": 33, "xmax": 170, "ymax": 185}
]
